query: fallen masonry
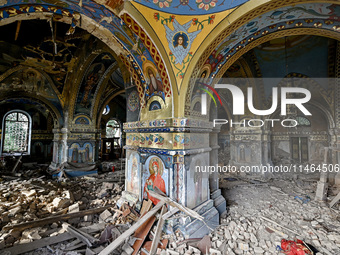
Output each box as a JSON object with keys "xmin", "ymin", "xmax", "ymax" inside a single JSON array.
[{"xmin": 0, "ymin": 166, "xmax": 340, "ymax": 255}]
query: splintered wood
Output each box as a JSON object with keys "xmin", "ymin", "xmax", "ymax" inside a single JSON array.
[{"xmin": 0, "ymin": 172, "xmax": 210, "ymax": 255}]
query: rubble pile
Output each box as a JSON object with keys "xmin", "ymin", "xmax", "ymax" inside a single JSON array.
[
  {"xmin": 1, "ymin": 165, "xmax": 340, "ymax": 255},
  {"xmin": 164, "ymin": 179, "xmax": 340, "ymax": 255},
  {"xmin": 0, "ymin": 170, "xmax": 124, "ymax": 251},
  {"xmin": 210, "ymin": 179, "xmax": 340, "ymax": 255}
]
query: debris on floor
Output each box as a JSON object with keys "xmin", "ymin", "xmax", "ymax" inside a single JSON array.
[
  {"xmin": 1, "ymin": 167, "xmax": 340, "ymax": 255},
  {"xmin": 0, "ymin": 168, "xmax": 124, "ymax": 254}
]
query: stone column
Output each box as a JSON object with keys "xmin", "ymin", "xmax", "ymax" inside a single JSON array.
[
  {"xmin": 49, "ymin": 128, "xmax": 67, "ymax": 170},
  {"xmin": 123, "ymin": 118, "xmax": 221, "ymax": 238},
  {"xmin": 209, "ymin": 125, "xmax": 226, "ymax": 215},
  {"xmin": 209, "ymin": 125, "xmax": 220, "ymax": 192},
  {"xmin": 61, "ymin": 127, "xmax": 68, "ymax": 164}
]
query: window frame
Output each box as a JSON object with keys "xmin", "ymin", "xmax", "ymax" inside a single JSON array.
[{"xmin": 1, "ymin": 110, "xmax": 32, "ymax": 156}]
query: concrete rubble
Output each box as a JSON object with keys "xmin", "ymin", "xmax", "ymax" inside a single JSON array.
[
  {"xmin": 1, "ymin": 165, "xmax": 340, "ymax": 255},
  {"xmin": 0, "ymin": 163, "xmax": 125, "ymax": 254},
  {"xmin": 164, "ymin": 177, "xmax": 340, "ymax": 255}
]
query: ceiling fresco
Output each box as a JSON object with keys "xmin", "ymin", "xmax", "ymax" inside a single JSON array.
[
  {"xmin": 203, "ymin": 3, "xmax": 340, "ymax": 79},
  {"xmin": 0, "ymin": 21, "xmax": 82, "ymax": 95},
  {"xmin": 0, "ymin": 0, "xmax": 163, "ymax": 94},
  {"xmin": 132, "ymin": 0, "xmax": 249, "ymax": 15}
]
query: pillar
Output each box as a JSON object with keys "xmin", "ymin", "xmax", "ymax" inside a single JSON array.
[
  {"xmin": 123, "ymin": 118, "xmax": 221, "ymax": 238},
  {"xmin": 209, "ymin": 125, "xmax": 227, "ymax": 215}
]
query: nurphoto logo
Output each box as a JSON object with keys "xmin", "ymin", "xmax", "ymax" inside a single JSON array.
[{"xmin": 200, "ymin": 82, "xmax": 312, "ymax": 128}]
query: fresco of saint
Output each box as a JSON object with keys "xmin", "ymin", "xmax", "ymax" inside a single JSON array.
[{"xmin": 143, "ymin": 158, "xmax": 166, "ymax": 205}]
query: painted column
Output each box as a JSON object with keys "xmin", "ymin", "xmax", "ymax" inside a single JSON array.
[
  {"xmin": 209, "ymin": 125, "xmax": 220, "ymax": 192},
  {"xmin": 123, "ymin": 118, "xmax": 221, "ymax": 238}
]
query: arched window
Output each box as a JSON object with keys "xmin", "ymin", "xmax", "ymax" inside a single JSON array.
[
  {"xmin": 296, "ymin": 116, "xmax": 311, "ymax": 127},
  {"xmin": 1, "ymin": 110, "xmax": 32, "ymax": 156},
  {"xmin": 106, "ymin": 119, "xmax": 121, "ymax": 142}
]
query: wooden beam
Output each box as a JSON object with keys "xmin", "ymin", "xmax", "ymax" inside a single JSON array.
[
  {"xmin": 2, "ymin": 223, "xmax": 105, "ymax": 255},
  {"xmin": 3, "ymin": 205, "xmax": 113, "ymax": 232},
  {"xmin": 147, "ymin": 190, "xmax": 204, "ymax": 222},
  {"xmin": 14, "ymin": 21, "xmax": 21, "ymax": 41},
  {"xmin": 330, "ymin": 191, "xmax": 340, "ymax": 208},
  {"xmin": 149, "ymin": 205, "xmax": 167, "ymax": 255},
  {"xmin": 62, "ymin": 222, "xmax": 99, "ymax": 247},
  {"xmin": 98, "ymin": 201, "xmax": 165, "ymax": 255},
  {"xmin": 162, "ymin": 208, "xmax": 179, "ymax": 220}
]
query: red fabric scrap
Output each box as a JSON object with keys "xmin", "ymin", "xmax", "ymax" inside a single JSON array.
[{"xmin": 281, "ymin": 239, "xmax": 313, "ymax": 255}]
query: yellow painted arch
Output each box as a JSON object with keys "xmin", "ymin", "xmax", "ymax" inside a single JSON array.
[{"xmin": 179, "ymin": 0, "xmax": 340, "ymax": 117}]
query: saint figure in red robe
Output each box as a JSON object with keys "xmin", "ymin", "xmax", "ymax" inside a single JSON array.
[{"xmin": 143, "ymin": 159, "xmax": 166, "ymax": 205}]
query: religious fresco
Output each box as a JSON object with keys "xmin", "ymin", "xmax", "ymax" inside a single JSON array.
[
  {"xmin": 142, "ymin": 155, "xmax": 168, "ymax": 205},
  {"xmin": 68, "ymin": 142, "xmax": 94, "ymax": 163},
  {"xmin": 32, "ymin": 141, "xmax": 44, "ymax": 155},
  {"xmin": 126, "ymin": 87, "xmax": 140, "ymax": 122},
  {"xmin": 74, "ymin": 116, "xmax": 91, "ymax": 125},
  {"xmin": 143, "ymin": 60, "xmax": 165, "ymax": 101},
  {"xmin": 203, "ymin": 3, "xmax": 340, "ymax": 79},
  {"xmin": 0, "ymin": 40, "xmax": 77, "ymax": 95},
  {"xmin": 0, "ymin": 69, "xmax": 63, "ymax": 115},
  {"xmin": 153, "ymin": 13, "xmax": 216, "ymax": 82},
  {"xmin": 125, "ymin": 151, "xmax": 141, "ymax": 198},
  {"xmin": 0, "ymin": 0, "xmax": 167, "ymax": 100},
  {"xmin": 0, "ymin": 69, "xmax": 58, "ymax": 98},
  {"xmin": 254, "ymin": 36, "xmax": 330, "ymax": 82},
  {"xmin": 133, "ymin": 0, "xmax": 248, "ymax": 15},
  {"xmin": 74, "ymin": 53, "xmax": 115, "ymax": 116}
]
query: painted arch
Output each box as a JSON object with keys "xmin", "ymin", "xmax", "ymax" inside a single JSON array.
[
  {"xmin": 181, "ymin": 1, "xmax": 340, "ymax": 116},
  {"xmin": 0, "ymin": 0, "xmax": 173, "ymax": 119}
]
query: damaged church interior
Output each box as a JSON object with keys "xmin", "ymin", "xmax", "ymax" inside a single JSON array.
[{"xmin": 0, "ymin": 0, "xmax": 340, "ymax": 254}]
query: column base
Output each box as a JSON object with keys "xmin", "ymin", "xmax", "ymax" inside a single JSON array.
[
  {"xmin": 173, "ymin": 199, "xmax": 219, "ymax": 239},
  {"xmin": 315, "ymin": 181, "xmax": 328, "ymax": 201},
  {"xmin": 211, "ymin": 189, "xmax": 226, "ymax": 215}
]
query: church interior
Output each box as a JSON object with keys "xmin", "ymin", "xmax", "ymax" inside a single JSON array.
[{"xmin": 0, "ymin": 0, "xmax": 340, "ymax": 254}]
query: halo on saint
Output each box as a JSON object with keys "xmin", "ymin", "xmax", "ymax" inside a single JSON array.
[{"xmin": 148, "ymin": 157, "xmax": 164, "ymax": 176}]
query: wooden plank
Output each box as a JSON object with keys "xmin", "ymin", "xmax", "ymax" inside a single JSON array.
[
  {"xmin": 62, "ymin": 222, "xmax": 99, "ymax": 247},
  {"xmin": 147, "ymin": 190, "xmax": 205, "ymax": 223},
  {"xmin": 260, "ymin": 216, "xmax": 300, "ymax": 236},
  {"xmin": 131, "ymin": 213, "xmax": 156, "ymax": 255},
  {"xmin": 141, "ymin": 240, "xmax": 168, "ymax": 255},
  {"xmin": 330, "ymin": 191, "xmax": 340, "ymax": 208},
  {"xmin": 150, "ymin": 205, "xmax": 167, "ymax": 255},
  {"xmin": 3, "ymin": 205, "xmax": 113, "ymax": 232},
  {"xmin": 162, "ymin": 208, "xmax": 179, "ymax": 220},
  {"xmin": 98, "ymin": 201, "xmax": 165, "ymax": 255},
  {"xmin": 14, "ymin": 20, "xmax": 22, "ymax": 41},
  {"xmin": 139, "ymin": 200, "xmax": 153, "ymax": 217},
  {"xmin": 2, "ymin": 223, "xmax": 105, "ymax": 255}
]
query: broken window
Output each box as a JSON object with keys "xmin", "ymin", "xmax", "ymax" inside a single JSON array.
[
  {"xmin": 1, "ymin": 110, "xmax": 31, "ymax": 156},
  {"xmin": 106, "ymin": 119, "xmax": 121, "ymax": 146}
]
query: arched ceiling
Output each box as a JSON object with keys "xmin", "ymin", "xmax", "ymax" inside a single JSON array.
[
  {"xmin": 1, "ymin": 0, "xmax": 340, "ymax": 121},
  {"xmin": 0, "ymin": 0, "xmax": 173, "ymax": 102}
]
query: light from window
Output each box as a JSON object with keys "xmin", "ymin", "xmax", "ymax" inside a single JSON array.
[
  {"xmin": 106, "ymin": 119, "xmax": 120, "ymax": 139},
  {"xmin": 296, "ymin": 116, "xmax": 311, "ymax": 126},
  {"xmin": 102, "ymin": 105, "xmax": 110, "ymax": 115},
  {"xmin": 1, "ymin": 111, "xmax": 31, "ymax": 155}
]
